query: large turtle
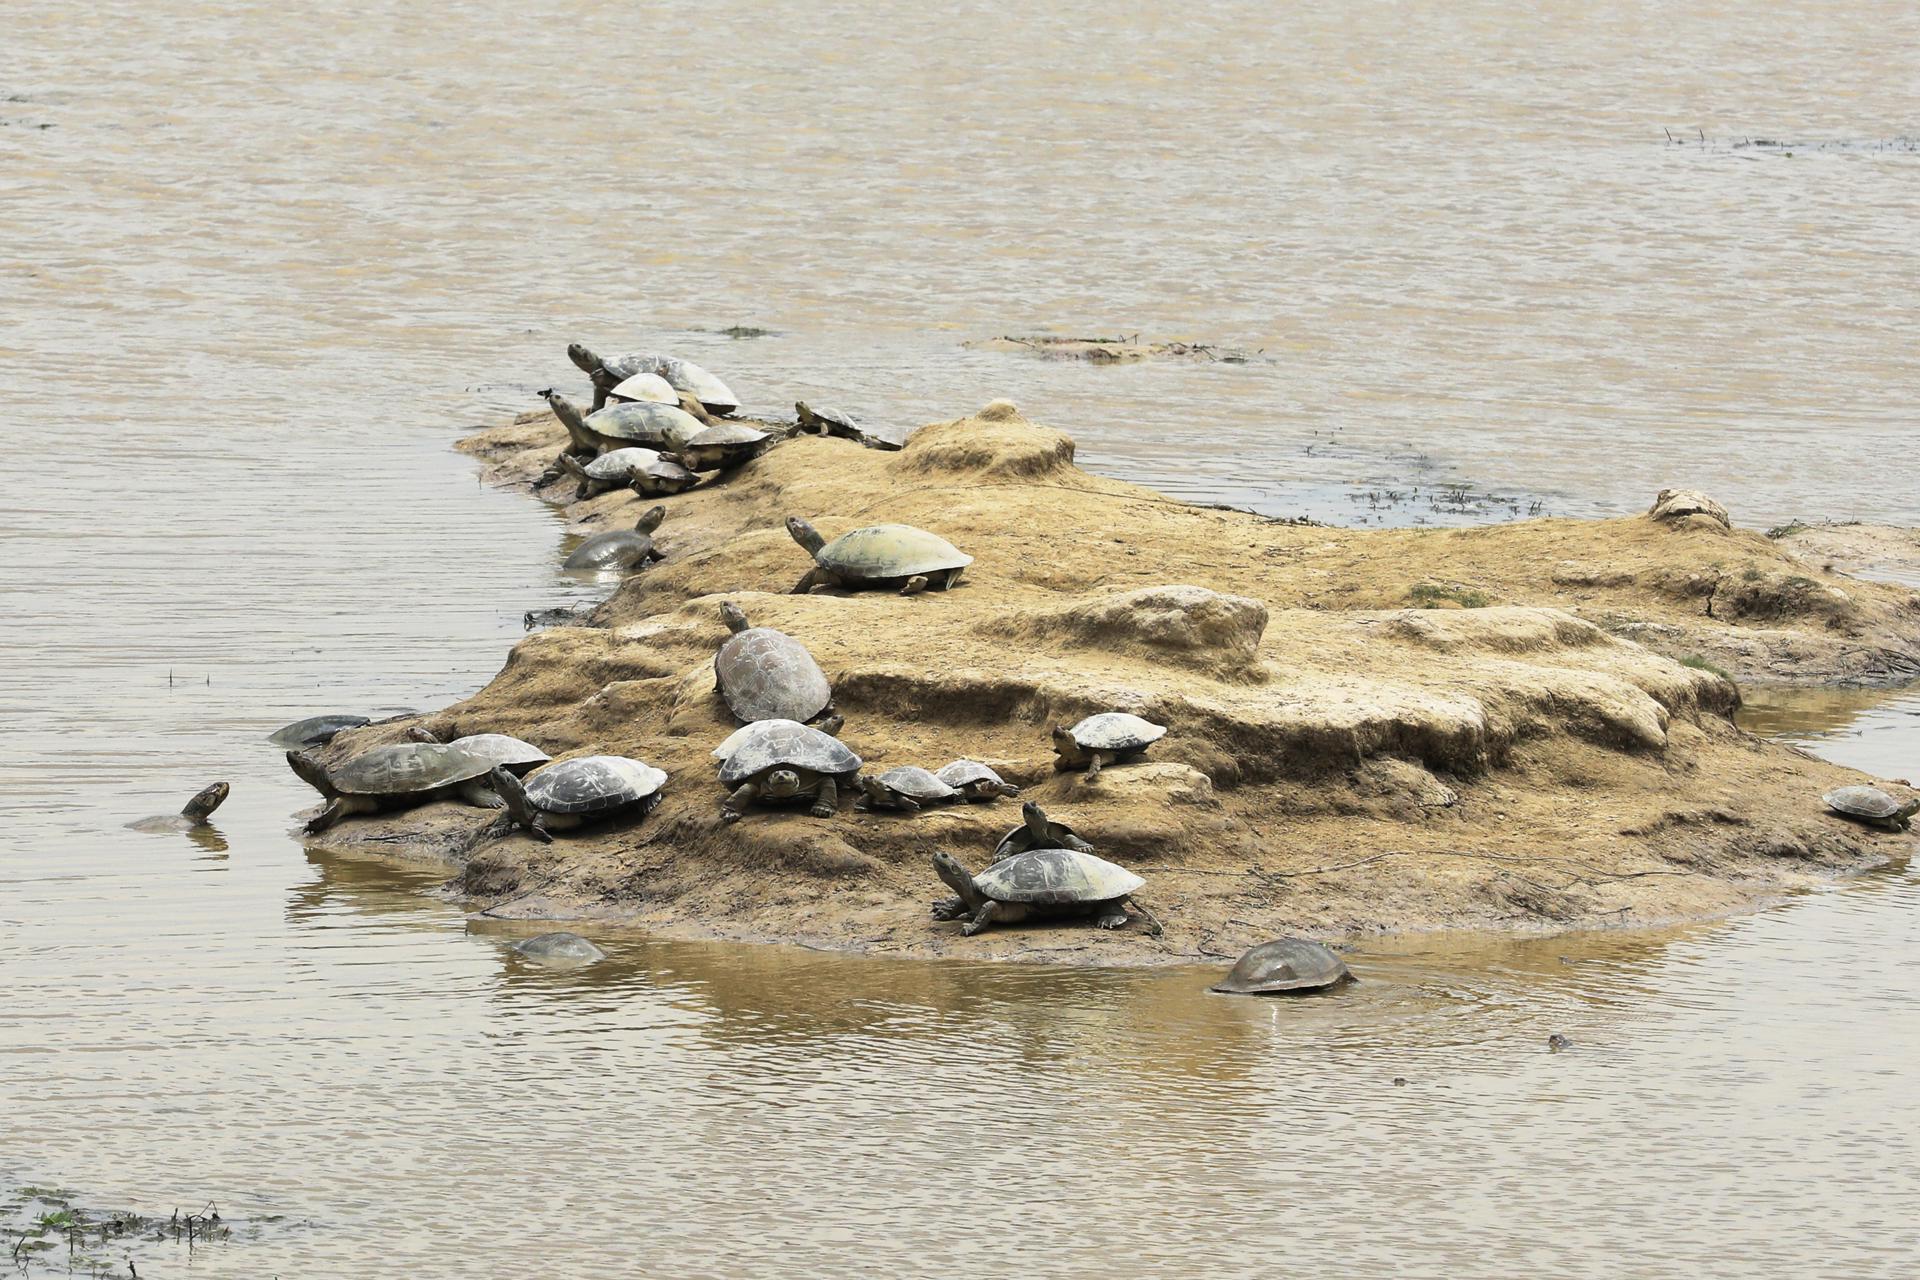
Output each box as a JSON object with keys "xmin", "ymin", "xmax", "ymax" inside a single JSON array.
[
  {"xmin": 569, "ymin": 344, "xmax": 740, "ymax": 416},
  {"xmin": 406, "ymin": 726, "xmax": 550, "ymax": 776},
  {"xmin": 936, "ymin": 760, "xmax": 1020, "ymax": 803},
  {"xmin": 267, "ymin": 713, "xmax": 369, "ymax": 748},
  {"xmin": 491, "ymin": 757, "xmax": 667, "ymax": 842},
  {"xmin": 785, "ymin": 518, "xmax": 971, "ymax": 595},
  {"xmin": 711, "ymin": 714, "xmax": 844, "ymax": 767},
  {"xmin": 717, "ymin": 719, "xmax": 861, "ymax": 822},
  {"xmin": 1052, "ymin": 712, "xmax": 1167, "ymax": 780},
  {"xmin": 125, "ymin": 782, "xmax": 230, "ymax": 833},
  {"xmin": 559, "ymin": 448, "xmax": 698, "ymax": 499},
  {"xmin": 930, "ymin": 848, "xmax": 1156, "ymax": 936},
  {"xmin": 713, "ymin": 603, "xmax": 832, "ymax": 725},
  {"xmin": 855, "ymin": 767, "xmax": 958, "ymax": 812},
  {"xmin": 678, "ymin": 421, "xmax": 770, "ymax": 472},
  {"xmin": 1822, "ymin": 785, "xmax": 1918, "ymax": 832},
  {"xmin": 563, "ymin": 505, "xmax": 667, "ymax": 572},
  {"xmin": 1210, "ymin": 939, "xmax": 1353, "ymax": 995},
  {"xmin": 287, "ymin": 744, "xmax": 499, "ymax": 833},
  {"xmin": 992, "ymin": 800, "xmax": 1094, "ymax": 861}
]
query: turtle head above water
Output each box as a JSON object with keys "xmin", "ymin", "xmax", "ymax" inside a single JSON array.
[
  {"xmin": 181, "ymin": 781, "xmax": 230, "ymax": 822},
  {"xmin": 785, "ymin": 516, "xmax": 826, "ymax": 556},
  {"xmin": 566, "ymin": 343, "xmax": 600, "ymax": 374},
  {"xmin": 285, "ymin": 750, "xmax": 334, "ymax": 799}
]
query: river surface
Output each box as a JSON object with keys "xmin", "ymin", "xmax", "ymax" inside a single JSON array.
[{"xmin": 3, "ymin": 1, "xmax": 1918, "ymax": 1276}]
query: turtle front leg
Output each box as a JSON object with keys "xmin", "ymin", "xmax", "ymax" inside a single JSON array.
[
  {"xmin": 526, "ymin": 817, "xmax": 554, "ymax": 845},
  {"xmin": 930, "ymin": 895, "xmax": 968, "ymax": 921},
  {"xmin": 304, "ymin": 798, "xmax": 352, "ymax": 834},
  {"xmin": 1083, "ymin": 750, "xmax": 1108, "ymax": 781},
  {"xmin": 808, "ymin": 776, "xmax": 839, "ymax": 818},
  {"xmin": 1062, "ymin": 832, "xmax": 1096, "ymax": 854},
  {"xmin": 900, "ymin": 574, "xmax": 931, "ymax": 596},
  {"xmin": 961, "ymin": 900, "xmax": 1004, "ymax": 936},
  {"xmin": 791, "ymin": 567, "xmax": 824, "ymax": 595},
  {"xmin": 458, "ymin": 780, "xmax": 503, "ymax": 809},
  {"xmin": 722, "ymin": 781, "xmax": 761, "ymax": 824}
]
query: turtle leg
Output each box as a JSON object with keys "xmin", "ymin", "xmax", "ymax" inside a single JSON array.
[
  {"xmin": 304, "ymin": 798, "xmax": 352, "ymax": 834},
  {"xmin": 526, "ymin": 816, "xmax": 554, "ymax": 845},
  {"xmin": 457, "ymin": 780, "xmax": 503, "ymax": 809},
  {"xmin": 930, "ymin": 895, "xmax": 968, "ymax": 921},
  {"xmin": 808, "ymin": 776, "xmax": 840, "ymax": 818},
  {"xmin": 900, "ymin": 575, "xmax": 930, "ymax": 596},
  {"xmin": 1083, "ymin": 751, "xmax": 1108, "ymax": 781},
  {"xmin": 791, "ymin": 567, "xmax": 823, "ymax": 595},
  {"xmin": 721, "ymin": 781, "xmax": 761, "ymax": 824},
  {"xmin": 961, "ymin": 900, "xmax": 1004, "ymax": 936},
  {"xmin": 1062, "ymin": 832, "xmax": 1096, "ymax": 854}
]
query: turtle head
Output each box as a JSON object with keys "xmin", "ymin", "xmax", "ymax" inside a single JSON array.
[
  {"xmin": 677, "ymin": 392, "xmax": 714, "ymax": 424},
  {"xmin": 813, "ymin": 712, "xmax": 844, "ymax": 737},
  {"xmin": 541, "ymin": 388, "xmax": 589, "ymax": 434},
  {"xmin": 286, "ymin": 750, "xmax": 335, "ymax": 799},
  {"xmin": 1022, "ymin": 800, "xmax": 1050, "ymax": 836},
  {"xmin": 764, "ymin": 768, "xmax": 803, "ymax": 798},
  {"xmin": 635, "ymin": 505, "xmax": 667, "ymax": 535},
  {"xmin": 490, "ymin": 765, "xmax": 536, "ymax": 832},
  {"xmin": 1050, "ymin": 726, "xmax": 1078, "ymax": 754},
  {"xmin": 786, "ymin": 516, "xmax": 826, "ymax": 556},
  {"xmin": 180, "ymin": 781, "xmax": 231, "ymax": 822},
  {"xmin": 719, "ymin": 602, "xmax": 750, "ymax": 634},
  {"xmin": 561, "ymin": 453, "xmax": 590, "ymax": 478},
  {"xmin": 405, "ymin": 725, "xmax": 442, "ymax": 744},
  {"xmin": 931, "ymin": 851, "xmax": 975, "ymax": 900},
  {"xmin": 566, "ymin": 343, "xmax": 600, "ymax": 375}
]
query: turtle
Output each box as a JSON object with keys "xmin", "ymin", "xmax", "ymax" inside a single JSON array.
[
  {"xmin": 511, "ymin": 932, "xmax": 607, "ymax": 966},
  {"xmin": 568, "ymin": 344, "xmax": 740, "ymax": 415},
  {"xmin": 1209, "ymin": 938, "xmax": 1353, "ymax": 995},
  {"xmin": 711, "ymin": 714, "xmax": 844, "ymax": 767},
  {"xmin": 678, "ymin": 421, "xmax": 770, "ymax": 472},
  {"xmin": 405, "ymin": 726, "xmax": 550, "ymax": 776},
  {"xmin": 490, "ymin": 757, "xmax": 667, "ymax": 842},
  {"xmin": 125, "ymin": 781, "xmax": 230, "ymax": 832},
  {"xmin": 713, "ymin": 602, "xmax": 832, "ymax": 725},
  {"xmin": 267, "ymin": 713, "xmax": 369, "ymax": 748},
  {"xmin": 607, "ymin": 371, "xmax": 679, "ymax": 406},
  {"xmin": 717, "ymin": 719, "xmax": 861, "ymax": 822},
  {"xmin": 785, "ymin": 518, "xmax": 972, "ymax": 595},
  {"xmin": 287, "ymin": 743, "xmax": 499, "ymax": 834},
  {"xmin": 854, "ymin": 767, "xmax": 958, "ymax": 812},
  {"xmin": 562, "ymin": 505, "xmax": 667, "ymax": 572},
  {"xmin": 929, "ymin": 848, "xmax": 1157, "ymax": 936},
  {"xmin": 539, "ymin": 388, "xmax": 603, "ymax": 456},
  {"xmin": 559, "ymin": 448, "xmax": 699, "ymax": 499},
  {"xmin": 1822, "ymin": 785, "xmax": 1918, "ymax": 832},
  {"xmin": 1051, "ymin": 712, "xmax": 1167, "ymax": 780},
  {"xmin": 935, "ymin": 760, "xmax": 1020, "ymax": 803},
  {"xmin": 583, "ymin": 400, "xmax": 707, "ymax": 454},
  {"xmin": 991, "ymin": 800, "xmax": 1094, "ymax": 861},
  {"xmin": 795, "ymin": 400, "xmax": 865, "ymax": 441}
]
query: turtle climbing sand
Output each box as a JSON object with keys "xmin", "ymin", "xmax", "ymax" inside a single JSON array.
[
  {"xmin": 717, "ymin": 719, "xmax": 861, "ymax": 822},
  {"xmin": 929, "ymin": 848, "xmax": 1159, "ymax": 936},
  {"xmin": 287, "ymin": 744, "xmax": 499, "ymax": 834},
  {"xmin": 785, "ymin": 517, "xmax": 971, "ymax": 595},
  {"xmin": 1051, "ymin": 712, "xmax": 1167, "ymax": 780},
  {"xmin": 562, "ymin": 505, "xmax": 667, "ymax": 572},
  {"xmin": 935, "ymin": 760, "xmax": 1020, "ymax": 803},
  {"xmin": 1209, "ymin": 939, "xmax": 1353, "ymax": 995},
  {"xmin": 991, "ymin": 800, "xmax": 1094, "ymax": 861},
  {"xmin": 854, "ymin": 767, "xmax": 958, "ymax": 812},
  {"xmin": 491, "ymin": 757, "xmax": 667, "ymax": 842},
  {"xmin": 126, "ymin": 782, "xmax": 230, "ymax": 832},
  {"xmin": 713, "ymin": 603, "xmax": 833, "ymax": 725},
  {"xmin": 1822, "ymin": 785, "xmax": 1918, "ymax": 831}
]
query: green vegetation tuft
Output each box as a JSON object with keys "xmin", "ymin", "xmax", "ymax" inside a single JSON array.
[
  {"xmin": 1410, "ymin": 583, "xmax": 1493, "ymax": 609},
  {"xmin": 1679, "ymin": 655, "xmax": 1734, "ymax": 681}
]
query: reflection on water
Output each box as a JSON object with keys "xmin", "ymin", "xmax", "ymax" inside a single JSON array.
[{"xmin": 1739, "ymin": 683, "xmax": 1920, "ymax": 780}]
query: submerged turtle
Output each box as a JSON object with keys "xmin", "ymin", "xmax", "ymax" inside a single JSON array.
[
  {"xmin": 711, "ymin": 714, "xmax": 844, "ymax": 767},
  {"xmin": 1210, "ymin": 939, "xmax": 1352, "ymax": 996},
  {"xmin": 1052, "ymin": 712, "xmax": 1167, "ymax": 780},
  {"xmin": 678, "ymin": 421, "xmax": 769, "ymax": 472},
  {"xmin": 713, "ymin": 602, "xmax": 832, "ymax": 725},
  {"xmin": 491, "ymin": 757, "xmax": 667, "ymax": 842},
  {"xmin": 405, "ymin": 726, "xmax": 550, "ymax": 776},
  {"xmin": 1822, "ymin": 785, "xmax": 1918, "ymax": 832},
  {"xmin": 559, "ymin": 448, "xmax": 699, "ymax": 499},
  {"xmin": 267, "ymin": 713, "xmax": 369, "ymax": 748},
  {"xmin": 287, "ymin": 744, "xmax": 498, "ymax": 834},
  {"xmin": 717, "ymin": 719, "xmax": 861, "ymax": 822},
  {"xmin": 930, "ymin": 849, "xmax": 1155, "ymax": 936},
  {"xmin": 569, "ymin": 344, "xmax": 740, "ymax": 415},
  {"xmin": 511, "ymin": 932, "xmax": 607, "ymax": 966},
  {"xmin": 126, "ymin": 781, "xmax": 230, "ymax": 833},
  {"xmin": 855, "ymin": 766, "xmax": 958, "ymax": 812},
  {"xmin": 786, "ymin": 518, "xmax": 971, "ymax": 595},
  {"xmin": 936, "ymin": 760, "xmax": 1020, "ymax": 803},
  {"xmin": 607, "ymin": 371, "xmax": 679, "ymax": 406},
  {"xmin": 562, "ymin": 505, "xmax": 667, "ymax": 572},
  {"xmin": 992, "ymin": 800, "xmax": 1094, "ymax": 861}
]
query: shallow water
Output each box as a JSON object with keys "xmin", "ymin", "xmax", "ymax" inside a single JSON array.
[{"xmin": 4, "ymin": 1, "xmax": 1920, "ymax": 1275}]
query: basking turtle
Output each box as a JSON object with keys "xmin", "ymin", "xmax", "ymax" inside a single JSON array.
[
  {"xmin": 1052, "ymin": 712, "xmax": 1167, "ymax": 780},
  {"xmin": 405, "ymin": 727, "xmax": 550, "ymax": 776},
  {"xmin": 711, "ymin": 714, "xmax": 844, "ymax": 767},
  {"xmin": 539, "ymin": 388, "xmax": 602, "ymax": 456},
  {"xmin": 287, "ymin": 744, "xmax": 498, "ymax": 834},
  {"xmin": 584, "ymin": 400, "xmax": 707, "ymax": 454},
  {"xmin": 267, "ymin": 713, "xmax": 369, "ymax": 748},
  {"xmin": 992, "ymin": 800, "xmax": 1094, "ymax": 861},
  {"xmin": 1210, "ymin": 939, "xmax": 1353, "ymax": 995},
  {"xmin": 607, "ymin": 371, "xmax": 678, "ymax": 406},
  {"xmin": 491, "ymin": 757, "xmax": 667, "ymax": 842},
  {"xmin": 569, "ymin": 344, "xmax": 740, "ymax": 415},
  {"xmin": 559, "ymin": 448, "xmax": 699, "ymax": 499},
  {"xmin": 795, "ymin": 401, "xmax": 864, "ymax": 441},
  {"xmin": 930, "ymin": 848, "xmax": 1155, "ymax": 936},
  {"xmin": 854, "ymin": 767, "xmax": 958, "ymax": 812},
  {"xmin": 713, "ymin": 603, "xmax": 832, "ymax": 725},
  {"xmin": 562, "ymin": 505, "xmax": 667, "ymax": 572},
  {"xmin": 1823, "ymin": 785, "xmax": 1918, "ymax": 832},
  {"xmin": 786, "ymin": 518, "xmax": 971, "ymax": 595},
  {"xmin": 717, "ymin": 719, "xmax": 861, "ymax": 822},
  {"xmin": 678, "ymin": 421, "xmax": 769, "ymax": 472},
  {"xmin": 936, "ymin": 760, "xmax": 1020, "ymax": 803},
  {"xmin": 126, "ymin": 782, "xmax": 230, "ymax": 833},
  {"xmin": 511, "ymin": 932, "xmax": 607, "ymax": 966}
]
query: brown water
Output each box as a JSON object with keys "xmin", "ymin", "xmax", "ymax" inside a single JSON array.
[{"xmin": 4, "ymin": 1, "xmax": 1919, "ymax": 1275}]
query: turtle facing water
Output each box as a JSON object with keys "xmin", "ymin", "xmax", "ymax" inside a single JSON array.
[
  {"xmin": 560, "ymin": 448, "xmax": 699, "ymax": 499},
  {"xmin": 405, "ymin": 726, "xmax": 550, "ymax": 776},
  {"xmin": 126, "ymin": 782, "xmax": 231, "ymax": 833},
  {"xmin": 569, "ymin": 344, "xmax": 740, "ymax": 415},
  {"xmin": 930, "ymin": 848, "xmax": 1153, "ymax": 936},
  {"xmin": 491, "ymin": 758, "xmax": 667, "ymax": 842},
  {"xmin": 1823, "ymin": 785, "xmax": 1918, "ymax": 832}
]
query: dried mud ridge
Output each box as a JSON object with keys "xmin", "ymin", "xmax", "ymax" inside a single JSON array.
[{"xmin": 301, "ymin": 400, "xmax": 1920, "ymax": 965}]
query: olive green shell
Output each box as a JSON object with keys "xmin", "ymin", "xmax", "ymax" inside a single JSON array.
[
  {"xmin": 816, "ymin": 524, "xmax": 971, "ymax": 579},
  {"xmin": 327, "ymin": 743, "xmax": 493, "ymax": 798}
]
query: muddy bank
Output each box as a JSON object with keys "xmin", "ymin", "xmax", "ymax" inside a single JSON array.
[{"xmin": 300, "ymin": 402, "xmax": 1919, "ymax": 964}]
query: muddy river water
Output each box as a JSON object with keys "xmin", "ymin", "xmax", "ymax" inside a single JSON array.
[{"xmin": 3, "ymin": 1, "xmax": 1918, "ymax": 1275}]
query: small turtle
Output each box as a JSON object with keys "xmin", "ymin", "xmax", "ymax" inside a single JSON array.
[
  {"xmin": 678, "ymin": 421, "xmax": 770, "ymax": 472},
  {"xmin": 559, "ymin": 448, "xmax": 699, "ymax": 499},
  {"xmin": 717, "ymin": 719, "xmax": 861, "ymax": 822},
  {"xmin": 511, "ymin": 932, "xmax": 607, "ymax": 966},
  {"xmin": 287, "ymin": 744, "xmax": 499, "ymax": 834},
  {"xmin": 569, "ymin": 344, "xmax": 740, "ymax": 415},
  {"xmin": 491, "ymin": 757, "xmax": 667, "ymax": 842},
  {"xmin": 713, "ymin": 603, "xmax": 833, "ymax": 725},
  {"xmin": 1052, "ymin": 712, "xmax": 1167, "ymax": 780},
  {"xmin": 405, "ymin": 726, "xmax": 550, "ymax": 776},
  {"xmin": 795, "ymin": 401, "xmax": 864, "ymax": 440},
  {"xmin": 562, "ymin": 505, "xmax": 667, "ymax": 572},
  {"xmin": 1210, "ymin": 939, "xmax": 1352, "ymax": 996},
  {"xmin": 126, "ymin": 782, "xmax": 231, "ymax": 833},
  {"xmin": 855, "ymin": 767, "xmax": 959, "ymax": 812},
  {"xmin": 267, "ymin": 713, "xmax": 369, "ymax": 748},
  {"xmin": 1823, "ymin": 785, "xmax": 1918, "ymax": 832},
  {"xmin": 929, "ymin": 848, "xmax": 1155, "ymax": 936},
  {"xmin": 607, "ymin": 371, "xmax": 678, "ymax": 406},
  {"xmin": 992, "ymin": 800, "xmax": 1094, "ymax": 861},
  {"xmin": 936, "ymin": 760, "xmax": 1020, "ymax": 803},
  {"xmin": 711, "ymin": 714, "xmax": 845, "ymax": 767},
  {"xmin": 786, "ymin": 517, "xmax": 971, "ymax": 595}
]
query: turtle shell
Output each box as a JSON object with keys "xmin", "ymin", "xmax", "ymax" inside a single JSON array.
[
  {"xmin": 268, "ymin": 713, "xmax": 369, "ymax": 747},
  {"xmin": 716, "ymin": 627, "xmax": 832, "ymax": 724},
  {"xmin": 1823, "ymin": 785, "xmax": 1911, "ymax": 820},
  {"xmin": 583, "ymin": 447, "xmax": 672, "ymax": 482},
  {"xmin": 443, "ymin": 733, "xmax": 550, "ymax": 772},
  {"xmin": 817, "ymin": 524, "xmax": 972, "ymax": 580},
  {"xmin": 711, "ymin": 718, "xmax": 793, "ymax": 764},
  {"xmin": 329, "ymin": 743, "xmax": 493, "ymax": 797},
  {"xmin": 718, "ymin": 720, "xmax": 861, "ymax": 785},
  {"xmin": 608, "ymin": 372, "xmax": 679, "ymax": 405},
  {"xmin": 1068, "ymin": 712, "xmax": 1166, "ymax": 752},
  {"xmin": 564, "ymin": 530, "xmax": 655, "ymax": 571},
  {"xmin": 681, "ymin": 422, "xmax": 769, "ymax": 470},
  {"xmin": 972, "ymin": 848, "xmax": 1143, "ymax": 906},
  {"xmin": 512, "ymin": 932, "xmax": 607, "ymax": 965},
  {"xmin": 523, "ymin": 755, "xmax": 667, "ymax": 815},
  {"xmin": 937, "ymin": 760, "xmax": 1006, "ymax": 790},
  {"xmin": 873, "ymin": 767, "xmax": 957, "ymax": 802},
  {"xmin": 583, "ymin": 401, "xmax": 706, "ymax": 451},
  {"xmin": 607, "ymin": 352, "xmax": 739, "ymax": 415},
  {"xmin": 1210, "ymin": 938, "xmax": 1351, "ymax": 995},
  {"xmin": 797, "ymin": 401, "xmax": 862, "ymax": 437}
]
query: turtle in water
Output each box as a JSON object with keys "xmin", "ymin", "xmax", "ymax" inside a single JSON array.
[
  {"xmin": 562, "ymin": 505, "xmax": 667, "ymax": 572},
  {"xmin": 405, "ymin": 726, "xmax": 550, "ymax": 776},
  {"xmin": 511, "ymin": 932, "xmax": 608, "ymax": 966},
  {"xmin": 795, "ymin": 401, "xmax": 906, "ymax": 452},
  {"xmin": 854, "ymin": 767, "xmax": 958, "ymax": 812},
  {"xmin": 713, "ymin": 602, "xmax": 833, "ymax": 725},
  {"xmin": 711, "ymin": 714, "xmax": 845, "ymax": 768},
  {"xmin": 929, "ymin": 848, "xmax": 1157, "ymax": 936},
  {"xmin": 267, "ymin": 713, "xmax": 369, "ymax": 748},
  {"xmin": 559, "ymin": 448, "xmax": 699, "ymax": 499},
  {"xmin": 491, "ymin": 757, "xmax": 667, "ymax": 842},
  {"xmin": 717, "ymin": 719, "xmax": 861, "ymax": 822},
  {"xmin": 935, "ymin": 760, "xmax": 1020, "ymax": 803},
  {"xmin": 1822, "ymin": 785, "xmax": 1918, "ymax": 832},
  {"xmin": 126, "ymin": 781, "xmax": 231, "ymax": 833},
  {"xmin": 287, "ymin": 743, "xmax": 499, "ymax": 834},
  {"xmin": 785, "ymin": 517, "xmax": 972, "ymax": 595},
  {"xmin": 569, "ymin": 344, "xmax": 740, "ymax": 415},
  {"xmin": 1210, "ymin": 939, "xmax": 1352, "ymax": 995},
  {"xmin": 992, "ymin": 800, "xmax": 1094, "ymax": 861},
  {"xmin": 1052, "ymin": 712, "xmax": 1167, "ymax": 780}
]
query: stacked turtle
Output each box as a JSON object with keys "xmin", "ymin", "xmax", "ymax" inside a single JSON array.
[{"xmin": 928, "ymin": 802, "xmax": 1160, "ymax": 937}]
